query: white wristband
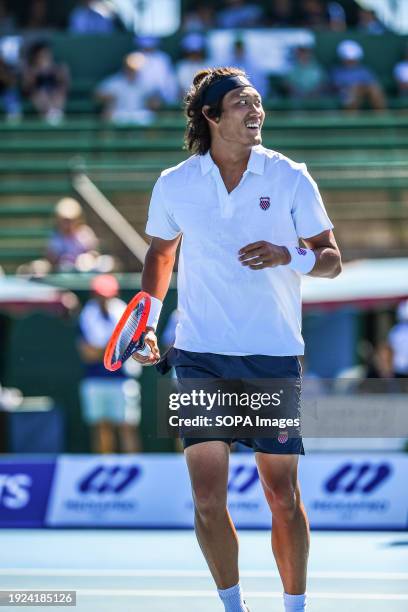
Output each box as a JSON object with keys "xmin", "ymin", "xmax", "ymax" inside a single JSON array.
[
  {"xmin": 286, "ymin": 246, "xmax": 316, "ymax": 274},
  {"xmin": 146, "ymin": 295, "xmax": 163, "ymax": 330}
]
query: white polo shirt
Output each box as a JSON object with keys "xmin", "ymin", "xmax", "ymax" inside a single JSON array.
[{"xmin": 146, "ymin": 145, "xmax": 333, "ymax": 356}]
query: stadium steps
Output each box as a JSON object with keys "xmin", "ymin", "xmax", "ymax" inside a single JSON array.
[
  {"xmin": 2, "ymin": 115, "xmax": 408, "ymax": 133},
  {"xmin": 0, "ymin": 200, "xmax": 55, "ymax": 272},
  {"xmin": 2, "ymin": 136, "xmax": 408, "ymax": 154},
  {"xmin": 0, "ymin": 204, "xmax": 54, "ymax": 216},
  {"xmin": 1, "ymin": 116, "xmax": 408, "ymax": 271}
]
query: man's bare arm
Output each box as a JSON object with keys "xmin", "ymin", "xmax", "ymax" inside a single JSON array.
[
  {"xmin": 239, "ymin": 230, "xmax": 341, "ymax": 279},
  {"xmin": 134, "ymin": 235, "xmax": 181, "ymax": 365},
  {"xmin": 141, "ymin": 236, "xmax": 181, "ymax": 300},
  {"xmin": 302, "ymin": 229, "xmax": 342, "ymax": 279}
]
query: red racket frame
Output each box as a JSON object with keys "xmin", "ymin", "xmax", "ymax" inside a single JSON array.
[{"xmin": 104, "ymin": 291, "xmax": 151, "ymax": 372}]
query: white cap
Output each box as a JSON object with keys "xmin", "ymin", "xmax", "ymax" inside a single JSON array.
[
  {"xmin": 337, "ymin": 40, "xmax": 363, "ymax": 61},
  {"xmin": 396, "ymin": 299, "xmax": 408, "ymax": 322}
]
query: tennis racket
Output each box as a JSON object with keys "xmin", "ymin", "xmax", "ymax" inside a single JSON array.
[{"xmin": 104, "ymin": 291, "xmax": 151, "ymax": 372}]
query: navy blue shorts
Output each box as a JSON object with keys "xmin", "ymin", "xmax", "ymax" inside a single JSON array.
[{"xmin": 157, "ymin": 348, "xmax": 304, "ymax": 455}]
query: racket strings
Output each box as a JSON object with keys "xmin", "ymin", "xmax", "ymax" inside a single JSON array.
[{"xmin": 113, "ymin": 300, "xmax": 146, "ymax": 362}]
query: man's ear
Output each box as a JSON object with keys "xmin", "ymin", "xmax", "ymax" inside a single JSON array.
[{"xmin": 202, "ymin": 105, "xmax": 219, "ymax": 125}]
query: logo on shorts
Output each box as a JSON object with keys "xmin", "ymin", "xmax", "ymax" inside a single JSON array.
[
  {"xmin": 259, "ymin": 196, "xmax": 270, "ymax": 210},
  {"xmin": 296, "ymin": 247, "xmax": 307, "ymax": 256},
  {"xmin": 278, "ymin": 431, "xmax": 288, "ymax": 444}
]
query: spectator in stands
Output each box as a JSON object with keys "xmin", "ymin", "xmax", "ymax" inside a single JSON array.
[
  {"xmin": 23, "ymin": 0, "xmax": 49, "ymax": 31},
  {"xmin": 135, "ymin": 36, "xmax": 178, "ymax": 105},
  {"xmin": 176, "ymin": 33, "xmax": 208, "ymax": 98},
  {"xmin": 357, "ymin": 7, "xmax": 386, "ymax": 34},
  {"xmin": 78, "ymin": 274, "xmax": 143, "ymax": 453},
  {"xmin": 327, "ymin": 1, "xmax": 347, "ymax": 31},
  {"xmin": 183, "ymin": 2, "xmax": 216, "ymax": 31},
  {"xmin": 0, "ymin": 56, "xmax": 22, "ymax": 121},
  {"xmin": 0, "ymin": 0, "xmax": 15, "ymax": 34},
  {"xmin": 266, "ymin": 0, "xmax": 293, "ymax": 27},
  {"xmin": 69, "ymin": 0, "xmax": 117, "ymax": 34},
  {"xmin": 284, "ymin": 44, "xmax": 327, "ymax": 102},
  {"xmin": 295, "ymin": 0, "xmax": 328, "ymax": 29},
  {"xmin": 331, "ymin": 40, "xmax": 386, "ymax": 111},
  {"xmin": 95, "ymin": 51, "xmax": 156, "ymax": 124},
  {"xmin": 217, "ymin": 0, "xmax": 264, "ymax": 28},
  {"xmin": 388, "ymin": 300, "xmax": 408, "ymax": 381},
  {"xmin": 393, "ymin": 44, "xmax": 408, "ymax": 97},
  {"xmin": 22, "ymin": 41, "xmax": 69, "ymax": 124},
  {"xmin": 227, "ymin": 38, "xmax": 270, "ymax": 99},
  {"xmin": 47, "ymin": 198, "xmax": 99, "ymax": 272}
]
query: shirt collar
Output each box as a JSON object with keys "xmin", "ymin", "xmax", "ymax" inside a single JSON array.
[
  {"xmin": 247, "ymin": 145, "xmax": 266, "ymax": 175},
  {"xmin": 200, "ymin": 150, "xmax": 213, "ymax": 175},
  {"xmin": 199, "ymin": 145, "xmax": 265, "ymax": 176}
]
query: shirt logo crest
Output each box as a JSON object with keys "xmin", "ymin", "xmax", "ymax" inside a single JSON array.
[
  {"xmin": 296, "ymin": 247, "xmax": 307, "ymax": 256},
  {"xmin": 259, "ymin": 196, "xmax": 270, "ymax": 210}
]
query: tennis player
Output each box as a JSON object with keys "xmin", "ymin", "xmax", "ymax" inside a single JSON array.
[{"xmin": 134, "ymin": 67, "xmax": 342, "ymax": 612}]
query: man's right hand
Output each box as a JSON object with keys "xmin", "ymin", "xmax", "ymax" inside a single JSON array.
[{"xmin": 132, "ymin": 328, "xmax": 160, "ymax": 366}]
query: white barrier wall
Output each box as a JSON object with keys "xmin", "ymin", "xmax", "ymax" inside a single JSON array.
[{"xmin": 44, "ymin": 453, "xmax": 408, "ymax": 529}]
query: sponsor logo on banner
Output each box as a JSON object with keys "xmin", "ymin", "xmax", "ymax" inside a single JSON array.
[
  {"xmin": 0, "ymin": 462, "xmax": 55, "ymax": 527},
  {"xmin": 324, "ymin": 462, "xmax": 391, "ymax": 494},
  {"xmin": 47, "ymin": 459, "xmax": 143, "ymax": 524},
  {"xmin": 46, "ymin": 455, "xmax": 193, "ymax": 527},
  {"xmin": 78, "ymin": 465, "xmax": 141, "ymax": 494},
  {"xmin": 299, "ymin": 455, "xmax": 408, "ymax": 529}
]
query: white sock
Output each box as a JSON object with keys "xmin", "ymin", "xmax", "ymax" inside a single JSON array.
[
  {"xmin": 217, "ymin": 582, "xmax": 247, "ymax": 612},
  {"xmin": 283, "ymin": 592, "xmax": 306, "ymax": 611}
]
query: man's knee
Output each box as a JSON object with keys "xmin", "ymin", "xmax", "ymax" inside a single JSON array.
[
  {"xmin": 193, "ymin": 487, "xmax": 227, "ymax": 523},
  {"xmin": 263, "ymin": 479, "xmax": 299, "ymax": 519}
]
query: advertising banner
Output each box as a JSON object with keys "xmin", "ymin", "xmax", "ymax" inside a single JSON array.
[
  {"xmin": 46, "ymin": 455, "xmax": 193, "ymax": 527},
  {"xmin": 299, "ymin": 454, "xmax": 408, "ymax": 530},
  {"xmin": 0, "ymin": 460, "xmax": 55, "ymax": 527},
  {"xmin": 1, "ymin": 453, "xmax": 406, "ymax": 529}
]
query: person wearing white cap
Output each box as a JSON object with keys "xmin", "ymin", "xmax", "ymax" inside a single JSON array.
[
  {"xmin": 95, "ymin": 52, "xmax": 156, "ymax": 124},
  {"xmin": 331, "ymin": 39, "xmax": 385, "ymax": 110},
  {"xmin": 47, "ymin": 198, "xmax": 99, "ymax": 271}
]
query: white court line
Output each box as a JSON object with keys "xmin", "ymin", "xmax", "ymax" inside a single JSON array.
[
  {"xmin": 0, "ymin": 569, "xmax": 407, "ymax": 580},
  {"xmin": 75, "ymin": 590, "xmax": 408, "ymax": 601},
  {"xmin": 1, "ymin": 587, "xmax": 407, "ymax": 601},
  {"xmin": 1, "ymin": 589, "xmax": 408, "ymax": 601}
]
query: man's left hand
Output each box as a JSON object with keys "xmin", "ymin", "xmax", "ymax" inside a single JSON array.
[{"xmin": 238, "ymin": 241, "xmax": 290, "ymax": 270}]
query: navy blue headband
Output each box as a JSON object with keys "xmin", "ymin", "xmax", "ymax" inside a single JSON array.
[{"xmin": 201, "ymin": 75, "xmax": 252, "ymax": 106}]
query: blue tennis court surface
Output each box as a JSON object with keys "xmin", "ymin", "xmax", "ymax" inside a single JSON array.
[{"xmin": 0, "ymin": 530, "xmax": 407, "ymax": 611}]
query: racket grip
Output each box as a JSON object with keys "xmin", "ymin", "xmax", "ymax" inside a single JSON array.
[
  {"xmin": 136, "ymin": 344, "xmax": 152, "ymax": 358},
  {"xmin": 133, "ymin": 333, "xmax": 152, "ymax": 358}
]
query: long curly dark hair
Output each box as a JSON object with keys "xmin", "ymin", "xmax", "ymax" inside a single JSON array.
[{"xmin": 183, "ymin": 66, "xmax": 247, "ymax": 155}]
